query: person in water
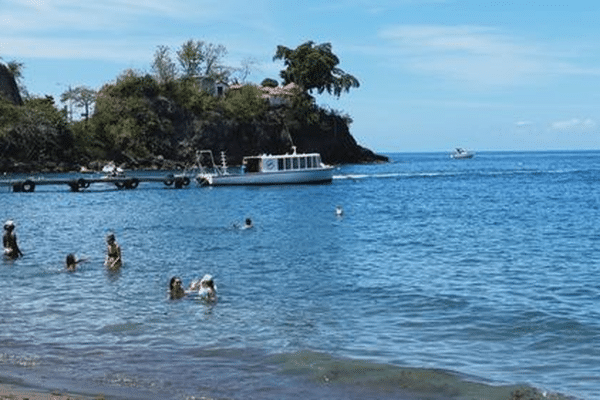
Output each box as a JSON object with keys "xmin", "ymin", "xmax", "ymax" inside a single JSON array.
[
  {"xmin": 169, "ymin": 277, "xmax": 186, "ymax": 299},
  {"xmin": 3, "ymin": 220, "xmax": 23, "ymax": 259},
  {"xmin": 65, "ymin": 253, "xmax": 87, "ymax": 271},
  {"xmin": 196, "ymin": 274, "xmax": 217, "ymax": 301},
  {"xmin": 244, "ymin": 218, "xmax": 253, "ymax": 229},
  {"xmin": 104, "ymin": 233, "xmax": 122, "ymax": 269}
]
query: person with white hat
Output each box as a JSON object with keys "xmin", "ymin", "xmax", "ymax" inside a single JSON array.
[
  {"xmin": 189, "ymin": 274, "xmax": 217, "ymax": 301},
  {"xmin": 3, "ymin": 220, "xmax": 23, "ymax": 259}
]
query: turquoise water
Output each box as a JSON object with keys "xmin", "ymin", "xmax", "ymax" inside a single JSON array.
[{"xmin": 0, "ymin": 151, "xmax": 598, "ymax": 399}]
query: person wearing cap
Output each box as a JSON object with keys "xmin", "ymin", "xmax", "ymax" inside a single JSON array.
[
  {"xmin": 197, "ymin": 274, "xmax": 217, "ymax": 301},
  {"xmin": 3, "ymin": 220, "xmax": 23, "ymax": 259},
  {"xmin": 104, "ymin": 233, "xmax": 122, "ymax": 269}
]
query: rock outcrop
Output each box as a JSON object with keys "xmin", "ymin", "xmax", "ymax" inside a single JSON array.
[{"xmin": 0, "ymin": 63, "xmax": 23, "ymax": 105}]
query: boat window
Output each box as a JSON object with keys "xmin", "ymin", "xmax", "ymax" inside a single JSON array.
[
  {"xmin": 285, "ymin": 158, "xmax": 291, "ymax": 170},
  {"xmin": 292, "ymin": 158, "xmax": 299, "ymax": 169},
  {"xmin": 278, "ymin": 158, "xmax": 284, "ymax": 170},
  {"xmin": 307, "ymin": 157, "xmax": 313, "ymax": 168},
  {"xmin": 245, "ymin": 158, "xmax": 260, "ymax": 173},
  {"xmin": 313, "ymin": 156, "xmax": 319, "ymax": 168},
  {"xmin": 300, "ymin": 157, "xmax": 306, "ymax": 169}
]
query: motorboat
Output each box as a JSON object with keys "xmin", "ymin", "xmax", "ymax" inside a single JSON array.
[
  {"xmin": 451, "ymin": 148, "xmax": 474, "ymax": 159},
  {"xmin": 196, "ymin": 147, "xmax": 334, "ymax": 186}
]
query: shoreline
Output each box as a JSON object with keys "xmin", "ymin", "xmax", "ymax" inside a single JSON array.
[{"xmin": 0, "ymin": 383, "xmax": 98, "ymax": 400}]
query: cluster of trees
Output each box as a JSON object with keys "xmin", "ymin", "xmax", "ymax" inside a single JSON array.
[{"xmin": 0, "ymin": 40, "xmax": 361, "ymax": 171}]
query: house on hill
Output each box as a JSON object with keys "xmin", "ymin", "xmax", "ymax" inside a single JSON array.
[{"xmin": 228, "ymin": 82, "xmax": 300, "ymax": 107}]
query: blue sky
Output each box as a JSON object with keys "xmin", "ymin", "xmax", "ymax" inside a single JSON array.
[{"xmin": 2, "ymin": 0, "xmax": 599, "ymax": 152}]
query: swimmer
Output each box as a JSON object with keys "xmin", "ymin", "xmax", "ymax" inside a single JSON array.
[
  {"xmin": 3, "ymin": 220, "xmax": 23, "ymax": 259},
  {"xmin": 104, "ymin": 233, "xmax": 122, "ymax": 269},
  {"xmin": 335, "ymin": 205, "xmax": 344, "ymax": 216},
  {"xmin": 65, "ymin": 253, "xmax": 87, "ymax": 271},
  {"xmin": 169, "ymin": 276, "xmax": 186, "ymax": 299},
  {"xmin": 233, "ymin": 218, "xmax": 253, "ymax": 230},
  {"xmin": 190, "ymin": 274, "xmax": 217, "ymax": 301}
]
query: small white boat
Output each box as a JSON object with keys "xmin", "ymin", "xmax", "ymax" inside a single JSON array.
[
  {"xmin": 196, "ymin": 147, "xmax": 334, "ymax": 186},
  {"xmin": 451, "ymin": 148, "xmax": 474, "ymax": 159}
]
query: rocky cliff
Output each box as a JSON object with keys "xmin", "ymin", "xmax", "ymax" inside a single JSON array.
[{"xmin": 0, "ymin": 63, "xmax": 22, "ymax": 105}]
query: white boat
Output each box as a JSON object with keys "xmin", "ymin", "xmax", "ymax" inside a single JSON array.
[
  {"xmin": 196, "ymin": 147, "xmax": 334, "ymax": 186},
  {"xmin": 451, "ymin": 148, "xmax": 474, "ymax": 159}
]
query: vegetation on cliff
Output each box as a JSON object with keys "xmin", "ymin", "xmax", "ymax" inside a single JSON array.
[{"xmin": 0, "ymin": 41, "xmax": 387, "ymax": 173}]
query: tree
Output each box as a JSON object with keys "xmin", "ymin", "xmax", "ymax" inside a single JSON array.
[
  {"xmin": 261, "ymin": 78, "xmax": 278, "ymax": 88},
  {"xmin": 273, "ymin": 41, "xmax": 359, "ymax": 98},
  {"xmin": 176, "ymin": 40, "xmax": 228, "ymax": 80},
  {"xmin": 152, "ymin": 45, "xmax": 177, "ymax": 84},
  {"xmin": 177, "ymin": 40, "xmax": 204, "ymax": 79},
  {"xmin": 61, "ymin": 86, "xmax": 97, "ymax": 121}
]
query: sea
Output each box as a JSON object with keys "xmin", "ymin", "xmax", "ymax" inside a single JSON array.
[{"xmin": 0, "ymin": 150, "xmax": 598, "ymax": 400}]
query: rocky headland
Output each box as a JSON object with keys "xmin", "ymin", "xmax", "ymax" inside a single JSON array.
[{"xmin": 0, "ymin": 65, "xmax": 387, "ymax": 174}]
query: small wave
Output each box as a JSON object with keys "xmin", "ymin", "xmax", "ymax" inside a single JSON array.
[{"xmin": 269, "ymin": 350, "xmax": 574, "ymax": 400}]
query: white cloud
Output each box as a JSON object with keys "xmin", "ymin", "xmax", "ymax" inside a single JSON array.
[
  {"xmin": 550, "ymin": 118, "xmax": 596, "ymax": 131},
  {"xmin": 377, "ymin": 24, "xmax": 598, "ymax": 87}
]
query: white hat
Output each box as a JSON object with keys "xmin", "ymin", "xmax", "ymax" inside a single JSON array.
[
  {"xmin": 200, "ymin": 274, "xmax": 213, "ymax": 283},
  {"xmin": 4, "ymin": 220, "xmax": 14, "ymax": 229}
]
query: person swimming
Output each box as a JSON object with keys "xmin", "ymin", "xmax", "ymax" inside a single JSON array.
[
  {"xmin": 169, "ymin": 276, "xmax": 186, "ymax": 300},
  {"xmin": 3, "ymin": 220, "xmax": 23, "ymax": 259},
  {"xmin": 104, "ymin": 233, "xmax": 122, "ymax": 269},
  {"xmin": 65, "ymin": 253, "xmax": 87, "ymax": 271},
  {"xmin": 189, "ymin": 274, "xmax": 217, "ymax": 301},
  {"xmin": 243, "ymin": 218, "xmax": 253, "ymax": 229}
]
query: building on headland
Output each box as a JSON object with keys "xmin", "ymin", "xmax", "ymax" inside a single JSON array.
[{"xmin": 228, "ymin": 82, "xmax": 300, "ymax": 107}]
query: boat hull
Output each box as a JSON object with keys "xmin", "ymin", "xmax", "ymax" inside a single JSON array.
[{"xmin": 199, "ymin": 167, "xmax": 334, "ymax": 186}]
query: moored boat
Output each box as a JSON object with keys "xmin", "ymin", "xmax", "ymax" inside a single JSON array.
[{"xmin": 196, "ymin": 147, "xmax": 334, "ymax": 186}]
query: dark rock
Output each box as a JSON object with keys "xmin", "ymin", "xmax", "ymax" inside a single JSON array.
[{"xmin": 0, "ymin": 63, "xmax": 22, "ymax": 105}]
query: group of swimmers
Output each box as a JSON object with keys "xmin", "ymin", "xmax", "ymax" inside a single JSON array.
[
  {"xmin": 4, "ymin": 220, "xmax": 123, "ymax": 271},
  {"xmin": 4, "ymin": 219, "xmax": 219, "ymax": 302}
]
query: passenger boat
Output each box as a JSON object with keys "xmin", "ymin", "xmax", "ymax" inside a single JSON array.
[
  {"xmin": 196, "ymin": 147, "xmax": 334, "ymax": 186},
  {"xmin": 451, "ymin": 148, "xmax": 475, "ymax": 159}
]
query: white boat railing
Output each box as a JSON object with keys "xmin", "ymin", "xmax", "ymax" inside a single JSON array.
[{"xmin": 196, "ymin": 150, "xmax": 228, "ymax": 176}]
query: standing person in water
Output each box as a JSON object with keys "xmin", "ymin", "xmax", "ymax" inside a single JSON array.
[
  {"xmin": 3, "ymin": 220, "xmax": 23, "ymax": 259},
  {"xmin": 104, "ymin": 233, "xmax": 122, "ymax": 269}
]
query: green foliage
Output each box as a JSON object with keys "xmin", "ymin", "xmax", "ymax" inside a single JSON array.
[
  {"xmin": 152, "ymin": 45, "xmax": 177, "ymax": 84},
  {"xmin": 220, "ymin": 85, "xmax": 268, "ymax": 122},
  {"xmin": 0, "ymin": 95, "xmax": 73, "ymax": 162},
  {"xmin": 106, "ymin": 70, "xmax": 159, "ymax": 99},
  {"xmin": 274, "ymin": 41, "xmax": 359, "ymax": 97},
  {"xmin": 261, "ymin": 78, "xmax": 278, "ymax": 88}
]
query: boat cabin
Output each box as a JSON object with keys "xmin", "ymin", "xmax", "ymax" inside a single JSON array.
[{"xmin": 243, "ymin": 150, "xmax": 325, "ymax": 174}]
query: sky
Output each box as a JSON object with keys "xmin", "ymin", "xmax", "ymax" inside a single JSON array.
[{"xmin": 2, "ymin": 0, "xmax": 600, "ymax": 153}]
